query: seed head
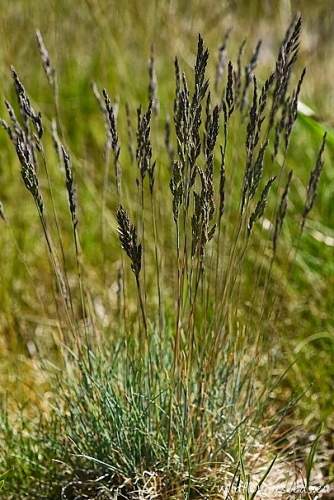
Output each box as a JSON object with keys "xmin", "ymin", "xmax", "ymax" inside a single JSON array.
[
  {"xmin": 248, "ymin": 177, "xmax": 276, "ymax": 235},
  {"xmin": 116, "ymin": 206, "xmax": 142, "ymax": 277},
  {"xmin": 36, "ymin": 30, "xmax": 56, "ymax": 88},
  {"xmin": 136, "ymin": 101, "xmax": 153, "ymax": 181},
  {"xmin": 170, "ymin": 161, "xmax": 183, "ymax": 223},
  {"xmin": 273, "ymin": 170, "xmax": 293, "ymax": 252},
  {"xmin": 11, "ymin": 67, "xmax": 43, "ymax": 139},
  {"xmin": 61, "ymin": 146, "xmax": 78, "ymax": 231},
  {"xmin": 148, "ymin": 45, "xmax": 159, "ymax": 115},
  {"xmin": 214, "ymin": 28, "xmax": 231, "ymax": 93},
  {"xmin": 301, "ymin": 133, "xmax": 326, "ymax": 231}
]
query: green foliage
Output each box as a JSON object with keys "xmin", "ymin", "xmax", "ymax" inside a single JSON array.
[{"xmin": 0, "ymin": 344, "xmax": 284, "ymax": 498}]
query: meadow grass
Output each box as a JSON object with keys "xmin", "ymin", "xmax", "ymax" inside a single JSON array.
[{"xmin": 0, "ymin": 2, "xmax": 333, "ymax": 498}]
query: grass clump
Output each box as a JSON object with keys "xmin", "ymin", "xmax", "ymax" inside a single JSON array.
[{"xmin": 0, "ymin": 15, "xmax": 331, "ymax": 499}]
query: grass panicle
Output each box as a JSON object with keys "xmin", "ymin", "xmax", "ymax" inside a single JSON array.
[
  {"xmin": 102, "ymin": 88, "xmax": 122, "ymax": 195},
  {"xmin": 301, "ymin": 132, "xmax": 327, "ymax": 231},
  {"xmin": 36, "ymin": 29, "xmax": 56, "ymax": 88},
  {"xmin": 61, "ymin": 145, "xmax": 78, "ymax": 233},
  {"xmin": 116, "ymin": 206, "xmax": 142, "ymax": 278},
  {"xmin": 214, "ymin": 28, "xmax": 230, "ymax": 93},
  {"xmin": 273, "ymin": 169, "xmax": 293, "ymax": 253},
  {"xmin": 148, "ymin": 44, "xmax": 159, "ymax": 116},
  {"xmin": 247, "ymin": 176, "xmax": 276, "ymax": 235}
]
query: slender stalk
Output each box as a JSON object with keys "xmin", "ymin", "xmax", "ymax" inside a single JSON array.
[
  {"xmin": 135, "ymin": 273, "xmax": 148, "ymax": 340},
  {"xmin": 36, "ymin": 204, "xmax": 77, "ymax": 343},
  {"xmin": 168, "ymin": 217, "xmax": 182, "ymax": 457},
  {"xmin": 39, "ymin": 151, "xmax": 74, "ymax": 317},
  {"xmin": 150, "ymin": 190, "xmax": 163, "ymax": 335}
]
